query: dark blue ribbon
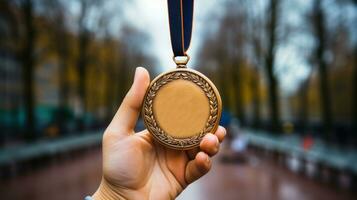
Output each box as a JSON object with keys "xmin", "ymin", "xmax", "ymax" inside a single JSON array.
[{"xmin": 167, "ymin": 0, "xmax": 194, "ymax": 56}]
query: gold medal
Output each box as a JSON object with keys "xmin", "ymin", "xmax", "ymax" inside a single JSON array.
[
  {"xmin": 142, "ymin": 0, "xmax": 222, "ymax": 149},
  {"xmin": 143, "ymin": 58, "xmax": 222, "ymax": 149}
]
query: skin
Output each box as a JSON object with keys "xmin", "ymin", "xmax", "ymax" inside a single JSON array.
[{"xmin": 93, "ymin": 67, "xmax": 226, "ymax": 200}]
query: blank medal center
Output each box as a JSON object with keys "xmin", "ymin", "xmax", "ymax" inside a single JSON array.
[{"xmin": 153, "ymin": 79, "xmax": 210, "ymax": 138}]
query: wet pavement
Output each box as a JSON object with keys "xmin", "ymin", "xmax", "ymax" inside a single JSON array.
[
  {"xmin": 0, "ymin": 147, "xmax": 354, "ymax": 200},
  {"xmin": 177, "ymin": 153, "xmax": 355, "ymax": 200},
  {"xmin": 0, "ymin": 149, "xmax": 102, "ymax": 200}
]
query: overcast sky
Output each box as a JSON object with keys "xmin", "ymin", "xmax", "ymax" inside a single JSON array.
[
  {"xmin": 121, "ymin": 0, "xmax": 314, "ymax": 95},
  {"xmin": 67, "ymin": 0, "xmax": 357, "ymax": 94},
  {"xmin": 64, "ymin": 0, "xmax": 357, "ymax": 96},
  {"xmin": 122, "ymin": 0, "xmax": 219, "ymax": 71}
]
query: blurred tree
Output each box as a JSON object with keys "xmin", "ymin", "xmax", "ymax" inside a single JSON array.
[
  {"xmin": 352, "ymin": 0, "xmax": 357, "ymax": 137},
  {"xmin": 250, "ymin": 67, "xmax": 262, "ymax": 128},
  {"xmin": 196, "ymin": 0, "xmax": 270, "ymax": 127},
  {"xmin": 0, "ymin": 0, "xmax": 22, "ymax": 142},
  {"xmin": 297, "ymin": 77, "xmax": 311, "ymax": 131},
  {"xmin": 118, "ymin": 24, "xmax": 157, "ymax": 96},
  {"xmin": 103, "ymin": 37, "xmax": 120, "ymax": 122},
  {"xmin": 264, "ymin": 0, "xmax": 281, "ymax": 132},
  {"xmin": 94, "ymin": 13, "xmax": 117, "ymax": 123},
  {"xmin": 310, "ymin": 0, "xmax": 333, "ymax": 137},
  {"xmin": 21, "ymin": 0, "xmax": 37, "ymax": 140},
  {"xmin": 229, "ymin": 7, "xmax": 247, "ymax": 126},
  {"xmin": 246, "ymin": 0, "xmax": 265, "ymax": 128},
  {"xmin": 0, "ymin": 0, "xmax": 156, "ymax": 142},
  {"xmin": 76, "ymin": 0, "xmax": 103, "ymax": 131},
  {"xmin": 0, "ymin": 1, "xmax": 20, "ymax": 50},
  {"xmin": 44, "ymin": 0, "xmax": 70, "ymax": 133},
  {"xmin": 195, "ymin": 9, "xmax": 243, "ymax": 122}
]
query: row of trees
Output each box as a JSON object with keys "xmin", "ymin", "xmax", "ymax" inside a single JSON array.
[
  {"xmin": 0, "ymin": 0, "xmax": 156, "ymax": 142},
  {"xmin": 1, "ymin": 0, "xmax": 356, "ymax": 145},
  {"xmin": 196, "ymin": 0, "xmax": 356, "ymax": 143}
]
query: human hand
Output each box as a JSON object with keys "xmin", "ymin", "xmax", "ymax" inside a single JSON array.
[{"xmin": 92, "ymin": 67, "xmax": 226, "ymax": 200}]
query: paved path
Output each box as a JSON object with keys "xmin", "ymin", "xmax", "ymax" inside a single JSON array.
[
  {"xmin": 0, "ymin": 148, "xmax": 102, "ymax": 200},
  {"xmin": 178, "ymin": 153, "xmax": 354, "ymax": 200},
  {"xmin": 0, "ymin": 147, "xmax": 354, "ymax": 200}
]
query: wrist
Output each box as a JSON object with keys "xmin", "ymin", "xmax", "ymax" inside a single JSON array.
[{"xmin": 92, "ymin": 179, "xmax": 126, "ymax": 200}]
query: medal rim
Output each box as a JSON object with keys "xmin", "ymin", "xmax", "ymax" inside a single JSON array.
[{"xmin": 142, "ymin": 68, "xmax": 222, "ymax": 150}]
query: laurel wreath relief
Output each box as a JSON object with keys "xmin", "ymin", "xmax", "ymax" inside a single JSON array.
[{"xmin": 143, "ymin": 70, "xmax": 219, "ymax": 149}]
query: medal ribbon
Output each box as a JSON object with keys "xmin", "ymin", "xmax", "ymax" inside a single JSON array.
[{"xmin": 167, "ymin": 0, "xmax": 194, "ymax": 57}]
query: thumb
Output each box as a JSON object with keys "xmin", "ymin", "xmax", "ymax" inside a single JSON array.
[{"xmin": 106, "ymin": 67, "xmax": 150, "ymax": 135}]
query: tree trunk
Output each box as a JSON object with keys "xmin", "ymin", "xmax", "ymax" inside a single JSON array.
[
  {"xmin": 352, "ymin": 0, "xmax": 357, "ymax": 145},
  {"xmin": 58, "ymin": 44, "xmax": 69, "ymax": 134},
  {"xmin": 231, "ymin": 62, "xmax": 246, "ymax": 126},
  {"xmin": 313, "ymin": 0, "xmax": 333, "ymax": 138},
  {"xmin": 298, "ymin": 80, "xmax": 309, "ymax": 132},
  {"xmin": 77, "ymin": 31, "xmax": 89, "ymax": 132},
  {"xmin": 218, "ymin": 61, "xmax": 229, "ymax": 109},
  {"xmin": 251, "ymin": 68, "xmax": 261, "ymax": 128},
  {"xmin": 352, "ymin": 45, "xmax": 357, "ymax": 142},
  {"xmin": 265, "ymin": 0, "xmax": 280, "ymax": 133},
  {"xmin": 22, "ymin": 0, "xmax": 36, "ymax": 141}
]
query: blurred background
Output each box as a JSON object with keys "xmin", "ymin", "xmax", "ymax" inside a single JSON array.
[{"xmin": 0, "ymin": 0, "xmax": 356, "ymax": 199}]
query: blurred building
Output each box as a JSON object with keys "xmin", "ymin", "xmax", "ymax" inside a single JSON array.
[{"xmin": 0, "ymin": 49, "xmax": 23, "ymax": 140}]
